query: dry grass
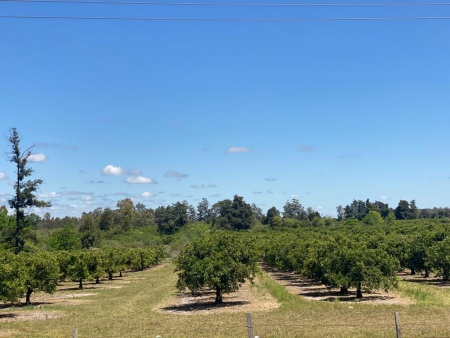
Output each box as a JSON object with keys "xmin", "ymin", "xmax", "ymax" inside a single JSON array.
[{"xmin": 1, "ymin": 262, "xmax": 450, "ymax": 337}]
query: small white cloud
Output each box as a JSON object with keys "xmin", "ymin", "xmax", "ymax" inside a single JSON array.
[
  {"xmin": 81, "ymin": 195, "xmax": 94, "ymax": 201},
  {"xmin": 142, "ymin": 192, "xmax": 153, "ymax": 198},
  {"xmin": 265, "ymin": 178, "xmax": 276, "ymax": 182},
  {"xmin": 291, "ymin": 194, "xmax": 299, "ymax": 198},
  {"xmin": 253, "ymin": 191, "xmax": 263, "ymax": 194},
  {"xmin": 267, "ymin": 191, "xmax": 274, "ymax": 194},
  {"xmin": 126, "ymin": 176, "xmax": 157, "ymax": 184},
  {"xmin": 165, "ymin": 170, "xmax": 189, "ymax": 178},
  {"xmin": 208, "ymin": 184, "xmax": 217, "ymax": 188},
  {"xmin": 39, "ymin": 192, "xmax": 61, "ymax": 198},
  {"xmin": 103, "ymin": 165, "xmax": 126, "ymax": 176},
  {"xmin": 380, "ymin": 195, "xmax": 388, "ymax": 200},
  {"xmin": 0, "ymin": 173, "xmax": 7, "ymax": 180},
  {"xmin": 28, "ymin": 153, "xmax": 47, "ymax": 163},
  {"xmin": 225, "ymin": 147, "xmax": 251, "ymax": 154},
  {"xmin": 317, "ymin": 206, "xmax": 324, "ymax": 210},
  {"xmin": 191, "ymin": 184, "xmax": 206, "ymax": 189}
]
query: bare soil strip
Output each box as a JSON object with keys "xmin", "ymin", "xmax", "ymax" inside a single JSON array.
[{"xmin": 157, "ymin": 278, "xmax": 279, "ymax": 315}]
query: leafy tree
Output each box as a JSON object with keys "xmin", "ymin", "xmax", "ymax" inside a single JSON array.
[
  {"xmin": 174, "ymin": 232, "xmax": 259, "ymax": 304},
  {"xmin": 265, "ymin": 206, "xmax": 281, "ymax": 228},
  {"xmin": 283, "ymin": 199, "xmax": 306, "ymax": 220},
  {"xmin": 0, "ymin": 251, "xmax": 25, "ymax": 302},
  {"xmin": 395, "ymin": 200, "xmax": 411, "ymax": 220},
  {"xmin": 336, "ymin": 205, "xmax": 345, "ymax": 221},
  {"xmin": 19, "ymin": 251, "xmax": 59, "ymax": 305},
  {"xmin": 79, "ymin": 213, "xmax": 101, "ymax": 249},
  {"xmin": 155, "ymin": 202, "xmax": 189, "ymax": 234},
  {"xmin": 406, "ymin": 233, "xmax": 433, "ymax": 276},
  {"xmin": 250, "ymin": 203, "xmax": 264, "ymax": 225},
  {"xmin": 47, "ymin": 225, "xmax": 81, "ymax": 251},
  {"xmin": 99, "ymin": 207, "xmax": 114, "ymax": 231},
  {"xmin": 212, "ymin": 195, "xmax": 253, "ymax": 231},
  {"xmin": 7, "ymin": 128, "xmax": 51, "ymax": 253},
  {"xmin": 362, "ymin": 211, "xmax": 383, "ymax": 226},
  {"xmin": 324, "ymin": 242, "xmax": 399, "ymax": 298},
  {"xmin": 66, "ymin": 251, "xmax": 91, "ymax": 289},
  {"xmin": 86, "ymin": 250, "xmax": 105, "ymax": 284},
  {"xmin": 116, "ymin": 198, "xmax": 137, "ymax": 231},
  {"xmin": 197, "ymin": 198, "xmax": 211, "ymax": 222},
  {"xmin": 427, "ymin": 237, "xmax": 450, "ymax": 281}
]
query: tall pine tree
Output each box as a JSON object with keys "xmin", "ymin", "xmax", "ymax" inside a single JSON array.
[{"xmin": 7, "ymin": 128, "xmax": 51, "ymax": 253}]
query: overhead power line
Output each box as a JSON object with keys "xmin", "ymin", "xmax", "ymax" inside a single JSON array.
[
  {"xmin": 2, "ymin": 0, "xmax": 450, "ymax": 6},
  {"xmin": 1, "ymin": 15, "xmax": 450, "ymax": 20}
]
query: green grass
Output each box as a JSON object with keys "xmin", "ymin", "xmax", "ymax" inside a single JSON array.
[{"xmin": 3, "ymin": 264, "xmax": 450, "ymax": 337}]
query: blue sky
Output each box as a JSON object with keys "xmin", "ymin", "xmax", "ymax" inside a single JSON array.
[{"xmin": 1, "ymin": 1, "xmax": 450, "ymax": 218}]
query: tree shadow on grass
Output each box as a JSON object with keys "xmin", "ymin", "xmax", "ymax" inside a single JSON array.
[
  {"xmin": 162, "ymin": 300, "xmax": 250, "ymax": 312},
  {"xmin": 0, "ymin": 313, "xmax": 17, "ymax": 319},
  {"xmin": 398, "ymin": 271, "xmax": 450, "ymax": 287},
  {"xmin": 0, "ymin": 302, "xmax": 52, "ymax": 310}
]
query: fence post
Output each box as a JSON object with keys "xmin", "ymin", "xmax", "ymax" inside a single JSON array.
[
  {"xmin": 73, "ymin": 326, "xmax": 78, "ymax": 338},
  {"xmin": 394, "ymin": 312, "xmax": 401, "ymax": 338},
  {"xmin": 246, "ymin": 313, "xmax": 254, "ymax": 338}
]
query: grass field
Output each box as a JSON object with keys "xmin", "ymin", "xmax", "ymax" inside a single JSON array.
[{"xmin": 2, "ymin": 262, "xmax": 450, "ymax": 337}]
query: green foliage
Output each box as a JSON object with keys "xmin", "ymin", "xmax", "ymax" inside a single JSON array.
[
  {"xmin": 79, "ymin": 214, "xmax": 101, "ymax": 249},
  {"xmin": 427, "ymin": 237, "xmax": 450, "ymax": 280},
  {"xmin": 174, "ymin": 232, "xmax": 259, "ymax": 303},
  {"xmin": 19, "ymin": 251, "xmax": 59, "ymax": 305},
  {"xmin": 0, "ymin": 251, "xmax": 26, "ymax": 303},
  {"xmin": 155, "ymin": 202, "xmax": 189, "ymax": 234},
  {"xmin": 211, "ymin": 195, "xmax": 253, "ymax": 231},
  {"xmin": 47, "ymin": 225, "xmax": 82, "ymax": 251},
  {"xmin": 362, "ymin": 211, "xmax": 383, "ymax": 226},
  {"xmin": 7, "ymin": 128, "xmax": 51, "ymax": 253}
]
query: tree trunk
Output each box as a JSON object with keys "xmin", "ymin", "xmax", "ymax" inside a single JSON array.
[
  {"xmin": 424, "ymin": 269, "xmax": 430, "ymax": 278},
  {"xmin": 443, "ymin": 269, "xmax": 449, "ymax": 281},
  {"xmin": 215, "ymin": 286, "xmax": 223, "ymax": 304},
  {"xmin": 108, "ymin": 271, "xmax": 113, "ymax": 280},
  {"xmin": 356, "ymin": 283, "xmax": 363, "ymax": 299},
  {"xmin": 339, "ymin": 286, "xmax": 349, "ymax": 295},
  {"xmin": 96, "ymin": 277, "xmax": 100, "ymax": 284},
  {"xmin": 411, "ymin": 268, "xmax": 416, "ymax": 275},
  {"xmin": 25, "ymin": 288, "xmax": 33, "ymax": 306},
  {"xmin": 119, "ymin": 271, "xmax": 123, "ymax": 277},
  {"xmin": 79, "ymin": 278, "xmax": 83, "ymax": 290}
]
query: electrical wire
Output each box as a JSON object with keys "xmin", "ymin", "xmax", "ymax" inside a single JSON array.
[
  {"xmin": 1, "ymin": 0, "xmax": 450, "ymax": 6},
  {"xmin": 1, "ymin": 15, "xmax": 450, "ymax": 20}
]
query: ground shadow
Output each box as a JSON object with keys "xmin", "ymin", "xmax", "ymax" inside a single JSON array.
[
  {"xmin": 0, "ymin": 313, "xmax": 17, "ymax": 319},
  {"xmin": 162, "ymin": 300, "xmax": 249, "ymax": 312},
  {"xmin": 0, "ymin": 301, "xmax": 52, "ymax": 310},
  {"xmin": 398, "ymin": 271, "xmax": 450, "ymax": 287}
]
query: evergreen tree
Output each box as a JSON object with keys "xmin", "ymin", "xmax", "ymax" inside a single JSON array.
[{"xmin": 7, "ymin": 128, "xmax": 51, "ymax": 253}]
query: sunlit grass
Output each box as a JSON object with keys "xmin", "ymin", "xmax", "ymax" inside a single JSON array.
[{"xmin": 3, "ymin": 263, "xmax": 450, "ymax": 337}]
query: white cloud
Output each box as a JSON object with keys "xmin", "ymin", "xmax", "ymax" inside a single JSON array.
[
  {"xmin": 265, "ymin": 178, "xmax": 276, "ymax": 182},
  {"xmin": 39, "ymin": 192, "xmax": 61, "ymax": 198},
  {"xmin": 208, "ymin": 184, "xmax": 217, "ymax": 188},
  {"xmin": 81, "ymin": 195, "xmax": 94, "ymax": 202},
  {"xmin": 225, "ymin": 147, "xmax": 251, "ymax": 154},
  {"xmin": 102, "ymin": 165, "xmax": 126, "ymax": 176},
  {"xmin": 126, "ymin": 176, "xmax": 157, "ymax": 184},
  {"xmin": 380, "ymin": 195, "xmax": 389, "ymax": 200},
  {"xmin": 291, "ymin": 194, "xmax": 299, "ymax": 198},
  {"xmin": 142, "ymin": 192, "xmax": 153, "ymax": 198},
  {"xmin": 165, "ymin": 170, "xmax": 188, "ymax": 178},
  {"xmin": 0, "ymin": 173, "xmax": 7, "ymax": 180},
  {"xmin": 28, "ymin": 153, "xmax": 47, "ymax": 163}
]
